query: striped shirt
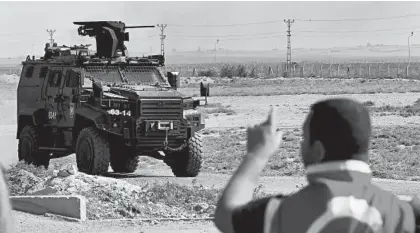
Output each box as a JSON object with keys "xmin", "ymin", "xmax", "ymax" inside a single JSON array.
[{"xmin": 232, "ymin": 160, "xmax": 416, "ymax": 233}]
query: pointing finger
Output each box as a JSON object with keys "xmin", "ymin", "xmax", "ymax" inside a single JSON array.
[{"xmin": 266, "ymin": 106, "xmax": 277, "ymax": 127}]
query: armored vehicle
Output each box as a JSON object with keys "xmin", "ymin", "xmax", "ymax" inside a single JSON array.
[{"xmin": 17, "ymin": 21, "xmax": 205, "ymax": 177}]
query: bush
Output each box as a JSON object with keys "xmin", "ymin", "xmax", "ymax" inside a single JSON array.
[
  {"xmin": 220, "ymin": 65, "xmax": 235, "ymax": 78},
  {"xmin": 236, "ymin": 64, "xmax": 248, "ymax": 77},
  {"xmin": 198, "ymin": 68, "xmax": 218, "ymax": 77}
]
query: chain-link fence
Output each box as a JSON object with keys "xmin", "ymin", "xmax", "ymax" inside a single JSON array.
[{"xmin": 164, "ymin": 61, "xmax": 420, "ymax": 79}]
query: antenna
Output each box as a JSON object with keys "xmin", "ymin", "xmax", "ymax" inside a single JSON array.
[
  {"xmin": 157, "ymin": 24, "xmax": 167, "ymax": 56},
  {"xmin": 46, "ymin": 29, "xmax": 56, "ymax": 45}
]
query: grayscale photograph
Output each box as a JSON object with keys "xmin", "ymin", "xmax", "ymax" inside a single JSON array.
[{"xmin": 1, "ymin": 1, "xmax": 420, "ymax": 233}]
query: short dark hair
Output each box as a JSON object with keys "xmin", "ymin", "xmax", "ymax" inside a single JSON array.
[{"xmin": 308, "ymin": 98, "xmax": 371, "ymax": 162}]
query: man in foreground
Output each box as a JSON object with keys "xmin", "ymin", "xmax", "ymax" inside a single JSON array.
[
  {"xmin": 214, "ymin": 98, "xmax": 418, "ymax": 233},
  {"xmin": 0, "ymin": 163, "xmax": 14, "ymax": 232}
]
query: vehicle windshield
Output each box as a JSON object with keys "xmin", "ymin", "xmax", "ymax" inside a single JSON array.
[
  {"xmin": 83, "ymin": 66, "xmax": 122, "ymax": 83},
  {"xmin": 83, "ymin": 65, "xmax": 167, "ymax": 86},
  {"xmin": 123, "ymin": 66, "xmax": 166, "ymax": 85}
]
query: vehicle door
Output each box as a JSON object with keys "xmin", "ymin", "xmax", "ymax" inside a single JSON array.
[
  {"xmin": 58, "ymin": 68, "xmax": 82, "ymax": 127},
  {"xmin": 43, "ymin": 66, "xmax": 63, "ymax": 125}
]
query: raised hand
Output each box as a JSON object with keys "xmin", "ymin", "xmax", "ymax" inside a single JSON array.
[{"xmin": 246, "ymin": 106, "xmax": 284, "ymax": 160}]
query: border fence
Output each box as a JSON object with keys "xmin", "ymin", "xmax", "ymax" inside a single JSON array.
[
  {"xmin": 3, "ymin": 61, "xmax": 420, "ymax": 79},
  {"xmin": 164, "ymin": 61, "xmax": 420, "ymax": 79}
]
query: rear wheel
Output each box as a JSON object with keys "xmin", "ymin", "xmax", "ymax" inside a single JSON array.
[
  {"xmin": 18, "ymin": 126, "xmax": 50, "ymax": 168},
  {"xmin": 75, "ymin": 127, "xmax": 110, "ymax": 175},
  {"xmin": 110, "ymin": 144, "xmax": 139, "ymax": 173},
  {"xmin": 164, "ymin": 134, "xmax": 203, "ymax": 177}
]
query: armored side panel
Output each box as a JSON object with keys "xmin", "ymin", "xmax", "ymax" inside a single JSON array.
[{"xmin": 167, "ymin": 72, "xmax": 180, "ymax": 90}]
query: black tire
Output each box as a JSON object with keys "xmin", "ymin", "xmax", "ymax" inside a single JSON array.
[
  {"xmin": 18, "ymin": 126, "xmax": 50, "ymax": 168},
  {"xmin": 110, "ymin": 145, "xmax": 139, "ymax": 173},
  {"xmin": 164, "ymin": 134, "xmax": 203, "ymax": 177},
  {"xmin": 75, "ymin": 127, "xmax": 110, "ymax": 175}
]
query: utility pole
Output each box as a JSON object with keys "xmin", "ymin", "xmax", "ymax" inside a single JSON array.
[
  {"xmin": 214, "ymin": 39, "xmax": 219, "ymax": 63},
  {"xmin": 157, "ymin": 24, "xmax": 167, "ymax": 56},
  {"xmin": 284, "ymin": 19, "xmax": 294, "ymax": 77},
  {"xmin": 408, "ymin": 31, "xmax": 414, "ymax": 64},
  {"xmin": 46, "ymin": 29, "xmax": 56, "ymax": 46}
]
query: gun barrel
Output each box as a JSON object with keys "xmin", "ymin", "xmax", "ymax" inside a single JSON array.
[{"xmin": 124, "ymin": 25, "xmax": 155, "ymax": 29}]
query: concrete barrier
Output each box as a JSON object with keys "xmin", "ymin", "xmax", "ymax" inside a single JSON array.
[{"xmin": 10, "ymin": 195, "xmax": 86, "ymax": 221}]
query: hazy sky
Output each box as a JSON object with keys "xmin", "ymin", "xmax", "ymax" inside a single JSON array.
[{"xmin": 1, "ymin": 1, "xmax": 420, "ymax": 57}]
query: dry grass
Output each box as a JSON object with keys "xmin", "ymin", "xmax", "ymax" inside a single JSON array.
[
  {"xmin": 178, "ymin": 78, "xmax": 420, "ymax": 97},
  {"xmin": 202, "ymin": 126, "xmax": 420, "ymax": 180},
  {"xmin": 366, "ymin": 99, "xmax": 420, "ymax": 117},
  {"xmin": 197, "ymin": 103, "xmax": 236, "ymax": 118}
]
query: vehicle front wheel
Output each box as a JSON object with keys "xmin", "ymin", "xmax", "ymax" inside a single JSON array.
[
  {"xmin": 75, "ymin": 127, "xmax": 110, "ymax": 175},
  {"xmin": 110, "ymin": 145, "xmax": 139, "ymax": 173},
  {"xmin": 18, "ymin": 126, "xmax": 50, "ymax": 168},
  {"xmin": 164, "ymin": 134, "xmax": 203, "ymax": 177}
]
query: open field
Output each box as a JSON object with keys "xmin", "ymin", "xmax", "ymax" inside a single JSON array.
[{"xmin": 178, "ymin": 77, "xmax": 420, "ymax": 97}]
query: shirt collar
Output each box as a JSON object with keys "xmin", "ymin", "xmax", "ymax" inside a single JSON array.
[{"xmin": 305, "ymin": 159, "xmax": 372, "ymax": 184}]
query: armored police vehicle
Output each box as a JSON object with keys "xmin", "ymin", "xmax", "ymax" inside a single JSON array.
[{"xmin": 17, "ymin": 21, "xmax": 205, "ymax": 177}]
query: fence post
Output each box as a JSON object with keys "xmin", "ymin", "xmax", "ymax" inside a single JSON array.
[
  {"xmin": 347, "ymin": 63, "xmax": 352, "ymax": 78},
  {"xmin": 311, "ymin": 63, "xmax": 315, "ymax": 77},
  {"xmin": 406, "ymin": 64, "xmax": 410, "ymax": 78},
  {"xmin": 320, "ymin": 63, "xmax": 325, "ymax": 77},
  {"xmin": 337, "ymin": 64, "xmax": 340, "ymax": 77},
  {"xmin": 329, "ymin": 62, "xmax": 333, "ymax": 77},
  {"xmin": 368, "ymin": 63, "xmax": 372, "ymax": 78},
  {"xmin": 397, "ymin": 63, "xmax": 400, "ymax": 77},
  {"xmin": 359, "ymin": 64, "xmax": 363, "ymax": 77},
  {"xmin": 293, "ymin": 64, "xmax": 297, "ymax": 77},
  {"xmin": 387, "ymin": 63, "xmax": 391, "ymax": 77},
  {"xmin": 302, "ymin": 63, "xmax": 305, "ymax": 77}
]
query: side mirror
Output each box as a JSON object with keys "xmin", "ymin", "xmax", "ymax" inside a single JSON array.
[
  {"xmin": 167, "ymin": 72, "xmax": 180, "ymax": 90},
  {"xmin": 92, "ymin": 81, "xmax": 103, "ymax": 98},
  {"xmin": 193, "ymin": 100, "xmax": 200, "ymax": 109},
  {"xmin": 200, "ymin": 82, "xmax": 210, "ymax": 97}
]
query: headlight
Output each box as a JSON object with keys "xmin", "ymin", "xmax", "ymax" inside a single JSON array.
[
  {"xmin": 183, "ymin": 109, "xmax": 204, "ymax": 125},
  {"xmin": 183, "ymin": 109, "xmax": 200, "ymax": 119}
]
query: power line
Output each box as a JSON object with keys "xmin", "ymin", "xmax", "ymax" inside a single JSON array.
[
  {"xmin": 295, "ymin": 26, "xmax": 420, "ymax": 33},
  {"xmin": 142, "ymin": 26, "xmax": 420, "ymax": 40},
  {"xmin": 295, "ymin": 13, "xmax": 420, "ymax": 22},
  {"xmin": 150, "ymin": 32, "xmax": 286, "ymax": 38},
  {"xmin": 163, "ymin": 13, "xmax": 420, "ymax": 28},
  {"xmin": 167, "ymin": 20, "xmax": 282, "ymax": 28}
]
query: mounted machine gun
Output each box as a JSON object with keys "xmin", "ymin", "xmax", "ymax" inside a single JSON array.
[{"xmin": 73, "ymin": 21, "xmax": 155, "ymax": 59}]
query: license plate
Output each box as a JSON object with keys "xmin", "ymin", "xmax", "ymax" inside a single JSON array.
[{"xmin": 158, "ymin": 121, "xmax": 173, "ymax": 130}]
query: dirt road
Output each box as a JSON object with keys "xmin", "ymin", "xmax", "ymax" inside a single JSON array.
[{"xmin": 13, "ymin": 211, "xmax": 218, "ymax": 233}]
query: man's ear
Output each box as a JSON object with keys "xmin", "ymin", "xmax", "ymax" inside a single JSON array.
[{"xmin": 311, "ymin": 140, "xmax": 326, "ymax": 163}]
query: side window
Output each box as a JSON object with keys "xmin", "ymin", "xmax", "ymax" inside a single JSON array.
[
  {"xmin": 39, "ymin": 67, "xmax": 48, "ymax": 79},
  {"xmin": 66, "ymin": 70, "xmax": 80, "ymax": 88},
  {"xmin": 24, "ymin": 66, "xmax": 34, "ymax": 78},
  {"xmin": 65, "ymin": 71, "xmax": 72, "ymax": 87},
  {"xmin": 47, "ymin": 70, "xmax": 62, "ymax": 87}
]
